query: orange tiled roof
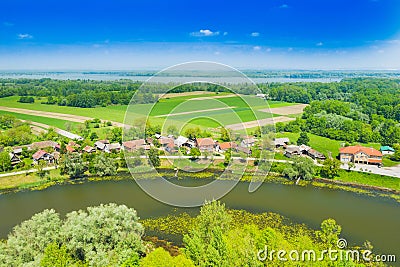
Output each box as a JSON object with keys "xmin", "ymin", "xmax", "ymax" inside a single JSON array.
[
  {"xmin": 197, "ymin": 138, "xmax": 214, "ymax": 146},
  {"xmin": 339, "ymin": 145, "xmax": 382, "ymax": 157}
]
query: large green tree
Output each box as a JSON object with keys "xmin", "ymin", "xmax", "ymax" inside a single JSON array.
[
  {"xmin": 283, "ymin": 156, "xmax": 316, "ymax": 181},
  {"xmin": 60, "ymin": 152, "xmax": 86, "ymax": 178},
  {"xmin": 90, "ymin": 153, "xmax": 117, "ymax": 176}
]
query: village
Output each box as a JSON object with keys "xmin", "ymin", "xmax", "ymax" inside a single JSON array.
[{"xmin": 5, "ymin": 129, "xmax": 398, "ymax": 178}]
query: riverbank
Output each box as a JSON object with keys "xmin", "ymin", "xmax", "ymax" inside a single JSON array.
[{"xmin": 1, "ymin": 167, "xmax": 399, "ymax": 203}]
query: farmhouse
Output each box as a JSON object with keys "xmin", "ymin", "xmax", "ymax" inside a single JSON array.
[
  {"xmin": 216, "ymin": 142, "xmax": 238, "ymax": 153},
  {"xmin": 274, "ymin": 138, "xmax": 290, "ymax": 148},
  {"xmin": 105, "ymin": 143, "xmax": 121, "ymax": 153},
  {"xmin": 122, "ymin": 139, "xmax": 146, "ymax": 152},
  {"xmin": 196, "ymin": 138, "xmax": 215, "ymax": 152},
  {"xmin": 32, "ymin": 150, "xmax": 54, "ymax": 163},
  {"xmin": 307, "ymin": 149, "xmax": 326, "ymax": 160},
  {"xmin": 94, "ymin": 140, "xmax": 109, "ymax": 151},
  {"xmin": 83, "ymin": 146, "xmax": 96, "ymax": 153},
  {"xmin": 241, "ymin": 136, "xmax": 256, "ymax": 148},
  {"xmin": 174, "ymin": 136, "xmax": 195, "ymax": 148},
  {"xmin": 339, "ymin": 145, "xmax": 382, "ymax": 165},
  {"xmin": 9, "ymin": 153, "xmax": 21, "ymax": 166},
  {"xmin": 284, "ymin": 145, "xmax": 301, "ymax": 158},
  {"xmin": 380, "ymin": 146, "xmax": 395, "ymax": 155},
  {"xmin": 30, "ymin": 140, "xmax": 59, "ymax": 150}
]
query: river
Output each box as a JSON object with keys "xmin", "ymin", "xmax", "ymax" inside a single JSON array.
[{"xmin": 0, "ymin": 179, "xmax": 399, "ymax": 257}]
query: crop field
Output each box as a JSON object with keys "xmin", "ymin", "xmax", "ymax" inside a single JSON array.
[
  {"xmin": 0, "ymin": 110, "xmax": 80, "ymax": 130},
  {"xmin": 0, "ymin": 94, "xmax": 299, "ymax": 130}
]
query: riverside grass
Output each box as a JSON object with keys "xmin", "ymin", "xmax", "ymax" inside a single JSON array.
[{"xmin": 1, "ymin": 167, "xmax": 399, "ymax": 203}]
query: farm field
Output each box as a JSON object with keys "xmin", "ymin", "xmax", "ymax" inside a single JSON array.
[
  {"xmin": 0, "ymin": 94, "xmax": 298, "ymax": 129},
  {"xmin": 0, "ymin": 110, "xmax": 80, "ymax": 130}
]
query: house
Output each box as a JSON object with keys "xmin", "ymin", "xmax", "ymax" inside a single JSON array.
[
  {"xmin": 339, "ymin": 145, "xmax": 382, "ymax": 165},
  {"xmin": 9, "ymin": 153, "xmax": 21, "ymax": 166},
  {"xmin": 56, "ymin": 129, "xmax": 84, "ymax": 141},
  {"xmin": 196, "ymin": 138, "xmax": 215, "ymax": 152},
  {"xmin": 159, "ymin": 137, "xmax": 175, "ymax": 152},
  {"xmin": 284, "ymin": 145, "xmax": 301, "ymax": 158},
  {"xmin": 12, "ymin": 147, "xmax": 23, "ymax": 156},
  {"xmin": 66, "ymin": 145, "xmax": 76, "ymax": 153},
  {"xmin": 174, "ymin": 136, "xmax": 195, "ymax": 148},
  {"xmin": 32, "ymin": 150, "xmax": 54, "ymax": 163},
  {"xmin": 30, "ymin": 140, "xmax": 59, "ymax": 150},
  {"xmin": 307, "ymin": 149, "xmax": 326, "ymax": 160},
  {"xmin": 122, "ymin": 139, "xmax": 146, "ymax": 152},
  {"xmin": 94, "ymin": 140, "xmax": 109, "ymax": 151},
  {"xmin": 83, "ymin": 146, "xmax": 96, "ymax": 153},
  {"xmin": 241, "ymin": 136, "xmax": 256, "ymax": 148},
  {"xmin": 380, "ymin": 146, "xmax": 395, "ymax": 155},
  {"xmin": 299, "ymin": 144, "xmax": 311, "ymax": 153},
  {"xmin": 165, "ymin": 142, "xmax": 178, "ymax": 153},
  {"xmin": 256, "ymin": 93, "xmax": 267, "ymax": 99},
  {"xmin": 216, "ymin": 142, "xmax": 238, "ymax": 153},
  {"xmin": 274, "ymin": 138, "xmax": 290, "ymax": 148},
  {"xmin": 237, "ymin": 146, "xmax": 251, "ymax": 155},
  {"xmin": 105, "ymin": 143, "xmax": 121, "ymax": 153}
]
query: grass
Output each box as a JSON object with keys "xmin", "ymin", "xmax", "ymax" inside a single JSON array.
[
  {"xmin": 334, "ymin": 169, "xmax": 400, "ymax": 191},
  {"xmin": 0, "ymin": 110, "xmax": 80, "ymax": 130},
  {"xmin": 0, "ymin": 169, "xmax": 66, "ymax": 191},
  {"xmin": 0, "ymin": 95, "xmax": 297, "ymax": 128},
  {"xmin": 382, "ymin": 157, "xmax": 400, "ymax": 167}
]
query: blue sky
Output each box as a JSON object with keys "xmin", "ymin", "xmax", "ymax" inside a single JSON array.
[{"xmin": 1, "ymin": 0, "xmax": 400, "ymax": 69}]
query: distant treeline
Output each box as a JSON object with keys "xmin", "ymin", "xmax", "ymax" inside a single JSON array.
[
  {"xmin": 0, "ymin": 79, "xmax": 257, "ymax": 108},
  {"xmin": 261, "ymin": 78, "xmax": 400, "ymax": 122}
]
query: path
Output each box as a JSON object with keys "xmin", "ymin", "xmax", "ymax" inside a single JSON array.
[
  {"xmin": 260, "ymin": 104, "xmax": 308, "ymax": 115},
  {"xmin": 0, "ymin": 166, "xmax": 56, "ymax": 178},
  {"xmin": 0, "ymin": 106, "xmax": 126, "ymax": 128},
  {"xmin": 225, "ymin": 116, "xmax": 295, "ymax": 130},
  {"xmin": 155, "ymin": 106, "xmax": 236, "ymax": 118}
]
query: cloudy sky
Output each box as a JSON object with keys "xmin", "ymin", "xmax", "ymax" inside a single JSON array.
[{"xmin": 1, "ymin": 0, "xmax": 400, "ymax": 70}]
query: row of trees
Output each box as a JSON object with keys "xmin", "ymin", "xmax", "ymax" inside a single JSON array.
[{"xmin": 0, "ymin": 201, "xmax": 370, "ymax": 266}]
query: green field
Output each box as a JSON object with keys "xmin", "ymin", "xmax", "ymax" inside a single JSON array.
[
  {"xmin": 334, "ymin": 169, "xmax": 400, "ymax": 191},
  {"xmin": 0, "ymin": 110, "xmax": 80, "ymax": 130},
  {"xmin": 0, "ymin": 95, "xmax": 296, "ymax": 129}
]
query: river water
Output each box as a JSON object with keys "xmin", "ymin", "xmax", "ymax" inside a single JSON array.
[{"xmin": 0, "ymin": 178, "xmax": 398, "ymax": 257}]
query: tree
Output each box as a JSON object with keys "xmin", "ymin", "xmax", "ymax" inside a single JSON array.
[
  {"xmin": 36, "ymin": 160, "xmax": 49, "ymax": 180},
  {"xmin": 148, "ymin": 148, "xmax": 160, "ymax": 168},
  {"xmin": 220, "ymin": 128, "xmax": 231, "ymax": 142},
  {"xmin": 184, "ymin": 127, "xmax": 202, "ymax": 140},
  {"xmin": 189, "ymin": 147, "xmax": 201, "ymax": 159},
  {"xmin": 90, "ymin": 153, "xmax": 117, "ymax": 176},
  {"xmin": 297, "ymin": 131, "xmax": 310, "ymax": 145},
  {"xmin": 4, "ymin": 209, "xmax": 62, "ymax": 265},
  {"xmin": 166, "ymin": 125, "xmax": 179, "ymax": 137},
  {"xmin": 60, "ymin": 203, "xmax": 144, "ymax": 266},
  {"xmin": 0, "ymin": 151, "xmax": 12, "ymax": 172},
  {"xmin": 40, "ymin": 242, "xmax": 73, "ymax": 267},
  {"xmin": 283, "ymin": 156, "xmax": 315, "ymax": 181},
  {"xmin": 224, "ymin": 149, "xmax": 231, "ymax": 166},
  {"xmin": 59, "ymin": 152, "xmax": 86, "ymax": 178},
  {"xmin": 183, "ymin": 201, "xmax": 231, "ymax": 267},
  {"xmin": 316, "ymin": 219, "xmax": 342, "ymax": 248},
  {"xmin": 89, "ymin": 132, "xmax": 98, "ymax": 141},
  {"xmin": 347, "ymin": 161, "xmax": 355, "ymax": 171},
  {"xmin": 140, "ymin": 248, "xmax": 194, "ymax": 267},
  {"xmin": 321, "ymin": 158, "xmax": 341, "ymax": 179}
]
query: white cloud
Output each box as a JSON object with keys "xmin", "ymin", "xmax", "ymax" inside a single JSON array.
[
  {"xmin": 253, "ymin": 46, "xmax": 261, "ymax": 51},
  {"xmin": 266, "ymin": 48, "xmax": 272, "ymax": 52},
  {"xmin": 251, "ymin": 32, "xmax": 260, "ymax": 37},
  {"xmin": 316, "ymin": 42, "xmax": 323, "ymax": 46},
  {"xmin": 191, "ymin": 29, "xmax": 220, "ymax": 37},
  {"xmin": 17, "ymin": 33, "xmax": 33, "ymax": 40},
  {"xmin": 223, "ymin": 32, "xmax": 228, "ymax": 36},
  {"xmin": 279, "ymin": 4, "xmax": 289, "ymax": 8},
  {"xmin": 288, "ymin": 47, "xmax": 293, "ymax": 52}
]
